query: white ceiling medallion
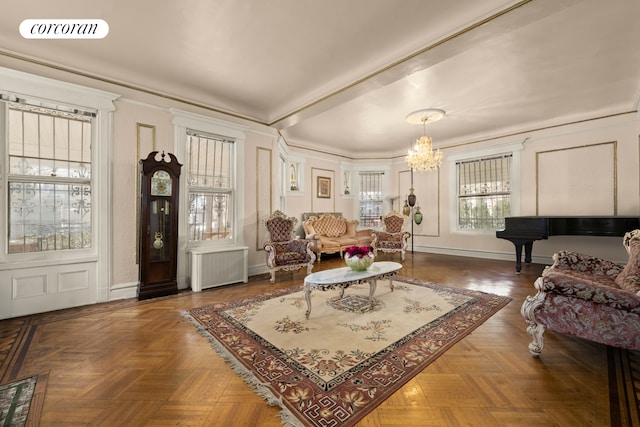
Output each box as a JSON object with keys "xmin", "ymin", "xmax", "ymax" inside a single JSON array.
[{"xmin": 404, "ymin": 108, "xmax": 446, "ymax": 125}]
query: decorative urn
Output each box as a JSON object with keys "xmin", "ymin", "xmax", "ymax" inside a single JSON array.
[{"xmin": 413, "ymin": 205, "xmax": 423, "ymax": 225}]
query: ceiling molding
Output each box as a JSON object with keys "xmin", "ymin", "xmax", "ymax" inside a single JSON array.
[
  {"xmin": 267, "ymin": 0, "xmax": 533, "ymax": 129},
  {"xmin": 0, "ymin": 48, "xmax": 268, "ymax": 126}
]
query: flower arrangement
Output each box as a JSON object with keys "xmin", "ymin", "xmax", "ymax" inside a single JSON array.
[
  {"xmin": 344, "ymin": 246, "xmax": 374, "ymax": 271},
  {"xmin": 344, "ymin": 245, "xmax": 372, "ymax": 258}
]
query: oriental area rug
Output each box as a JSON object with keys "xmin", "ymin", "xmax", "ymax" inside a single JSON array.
[
  {"xmin": 183, "ymin": 276, "xmax": 511, "ymax": 426},
  {"xmin": 0, "ymin": 373, "xmax": 47, "ymax": 427}
]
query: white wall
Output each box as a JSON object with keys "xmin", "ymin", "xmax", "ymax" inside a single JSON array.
[
  {"xmin": 280, "ymin": 112, "xmax": 639, "ymax": 267},
  {"xmin": 0, "ymin": 57, "xmax": 638, "ymax": 318},
  {"xmin": 388, "ymin": 112, "xmax": 639, "ymax": 266},
  {"xmin": 0, "ymin": 66, "xmax": 118, "ymax": 318}
]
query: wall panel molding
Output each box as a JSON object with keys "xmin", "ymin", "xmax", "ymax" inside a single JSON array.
[
  {"xmin": 536, "ymin": 141, "xmax": 616, "ymax": 215},
  {"xmin": 399, "ymin": 169, "xmax": 440, "ymax": 237},
  {"xmin": 256, "ymin": 147, "xmax": 272, "ymax": 251},
  {"xmin": 311, "ymin": 167, "xmax": 336, "ymax": 212}
]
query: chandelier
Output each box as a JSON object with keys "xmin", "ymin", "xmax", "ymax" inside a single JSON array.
[{"xmin": 405, "ymin": 109, "xmax": 445, "ymax": 173}]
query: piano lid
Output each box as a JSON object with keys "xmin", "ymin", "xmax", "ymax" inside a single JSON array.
[{"xmin": 497, "ymin": 216, "xmax": 640, "ymax": 240}]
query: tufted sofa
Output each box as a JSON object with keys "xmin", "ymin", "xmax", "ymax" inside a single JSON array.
[
  {"xmin": 302, "ymin": 213, "xmax": 373, "ymax": 261},
  {"xmin": 521, "ymin": 229, "xmax": 640, "ymax": 356}
]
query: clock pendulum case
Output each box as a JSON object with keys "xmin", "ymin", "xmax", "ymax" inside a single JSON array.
[{"xmin": 138, "ymin": 151, "xmax": 182, "ymax": 300}]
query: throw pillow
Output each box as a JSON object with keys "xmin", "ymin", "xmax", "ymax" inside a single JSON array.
[
  {"xmin": 615, "ymin": 238, "xmax": 640, "ymax": 294},
  {"xmin": 345, "ymin": 220, "xmax": 357, "ymax": 237},
  {"xmin": 303, "ymin": 221, "xmax": 315, "ymax": 237}
]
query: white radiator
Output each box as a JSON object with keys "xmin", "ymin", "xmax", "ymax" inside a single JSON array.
[{"xmin": 189, "ymin": 246, "xmax": 248, "ymax": 292}]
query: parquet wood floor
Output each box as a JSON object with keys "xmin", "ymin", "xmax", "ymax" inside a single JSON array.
[
  {"xmin": 609, "ymin": 346, "xmax": 640, "ymax": 426},
  {"xmin": 0, "ymin": 253, "xmax": 622, "ymax": 426}
]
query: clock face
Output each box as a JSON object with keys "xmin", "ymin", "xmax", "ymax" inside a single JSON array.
[{"xmin": 151, "ymin": 170, "xmax": 172, "ymax": 196}]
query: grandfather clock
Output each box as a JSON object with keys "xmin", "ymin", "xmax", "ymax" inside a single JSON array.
[{"xmin": 138, "ymin": 151, "xmax": 182, "ymax": 300}]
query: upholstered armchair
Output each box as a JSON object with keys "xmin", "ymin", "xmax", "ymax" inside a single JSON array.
[
  {"xmin": 521, "ymin": 229, "xmax": 640, "ymax": 356},
  {"xmin": 262, "ymin": 211, "xmax": 316, "ymax": 283},
  {"xmin": 371, "ymin": 210, "xmax": 411, "ymax": 261}
]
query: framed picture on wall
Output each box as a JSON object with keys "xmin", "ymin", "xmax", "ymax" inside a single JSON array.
[{"xmin": 317, "ymin": 176, "xmax": 331, "ymax": 198}]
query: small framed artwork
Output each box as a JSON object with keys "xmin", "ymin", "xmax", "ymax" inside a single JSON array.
[{"xmin": 317, "ymin": 176, "xmax": 331, "ymax": 198}]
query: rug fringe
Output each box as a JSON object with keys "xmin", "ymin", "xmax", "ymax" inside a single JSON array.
[{"xmin": 180, "ymin": 311, "xmax": 305, "ymax": 427}]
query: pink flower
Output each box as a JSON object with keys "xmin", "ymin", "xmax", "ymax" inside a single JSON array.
[{"xmin": 344, "ymin": 245, "xmax": 372, "ymax": 258}]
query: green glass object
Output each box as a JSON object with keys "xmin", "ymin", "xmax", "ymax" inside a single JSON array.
[{"xmin": 414, "ymin": 206, "xmax": 423, "ymax": 225}]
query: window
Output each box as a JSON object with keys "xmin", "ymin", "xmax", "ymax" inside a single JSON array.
[
  {"xmin": 457, "ymin": 154, "xmax": 512, "ymax": 230},
  {"xmin": 185, "ymin": 130, "xmax": 235, "ymax": 241},
  {"xmin": 359, "ymin": 171, "xmax": 384, "ymax": 227},
  {"xmin": 172, "ymin": 109, "xmax": 246, "ymax": 253},
  {"xmin": 7, "ymin": 102, "xmax": 94, "ymax": 253}
]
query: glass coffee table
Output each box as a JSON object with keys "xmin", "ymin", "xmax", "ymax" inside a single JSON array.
[{"xmin": 303, "ymin": 261, "xmax": 402, "ymax": 318}]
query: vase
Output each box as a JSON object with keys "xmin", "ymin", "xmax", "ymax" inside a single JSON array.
[
  {"xmin": 402, "ymin": 200, "xmax": 411, "ymax": 216},
  {"xmin": 344, "ymin": 252, "xmax": 374, "ymax": 271},
  {"xmin": 407, "ymin": 187, "xmax": 416, "ymax": 207},
  {"xmin": 414, "ymin": 206, "xmax": 423, "ymax": 225}
]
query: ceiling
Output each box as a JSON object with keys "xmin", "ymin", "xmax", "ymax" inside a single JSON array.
[{"xmin": 1, "ymin": 0, "xmax": 639, "ymax": 158}]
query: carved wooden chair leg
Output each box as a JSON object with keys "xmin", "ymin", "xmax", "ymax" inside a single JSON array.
[
  {"xmin": 526, "ymin": 320, "xmax": 546, "ymax": 357},
  {"xmin": 520, "ymin": 277, "xmax": 547, "ymax": 357}
]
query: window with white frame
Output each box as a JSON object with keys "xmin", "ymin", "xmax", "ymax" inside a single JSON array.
[
  {"xmin": 457, "ymin": 154, "xmax": 512, "ymax": 230},
  {"xmin": 185, "ymin": 130, "xmax": 235, "ymax": 241},
  {"xmin": 359, "ymin": 171, "xmax": 384, "ymax": 227},
  {"xmin": 6, "ymin": 101, "xmax": 94, "ymax": 253}
]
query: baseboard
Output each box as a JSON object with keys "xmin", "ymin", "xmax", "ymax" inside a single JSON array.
[
  {"xmin": 109, "ymin": 281, "xmax": 137, "ymax": 301},
  {"xmin": 113, "ymin": 250, "xmax": 546, "ymax": 298},
  {"xmin": 249, "ymin": 264, "xmax": 270, "ymax": 278},
  {"xmin": 247, "ymin": 248, "xmax": 552, "ymax": 281},
  {"xmin": 411, "ymin": 244, "xmax": 554, "ymax": 267}
]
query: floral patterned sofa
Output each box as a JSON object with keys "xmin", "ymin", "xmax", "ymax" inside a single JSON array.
[
  {"xmin": 302, "ymin": 213, "xmax": 373, "ymax": 261},
  {"xmin": 521, "ymin": 230, "xmax": 640, "ymax": 356}
]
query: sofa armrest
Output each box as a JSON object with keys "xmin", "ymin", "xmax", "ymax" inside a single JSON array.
[
  {"xmin": 373, "ymin": 231, "xmax": 394, "ymax": 241},
  {"xmin": 373, "ymin": 231, "xmax": 410, "ymax": 240},
  {"xmin": 550, "ymin": 250, "xmax": 623, "ymax": 278},
  {"xmin": 539, "ymin": 270, "xmax": 640, "ymax": 312},
  {"xmin": 290, "ymin": 239, "xmax": 315, "ymax": 252},
  {"xmin": 264, "ymin": 239, "xmax": 314, "ymax": 252}
]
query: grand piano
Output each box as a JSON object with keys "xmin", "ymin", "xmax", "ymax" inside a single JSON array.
[{"xmin": 496, "ymin": 216, "xmax": 640, "ymax": 273}]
